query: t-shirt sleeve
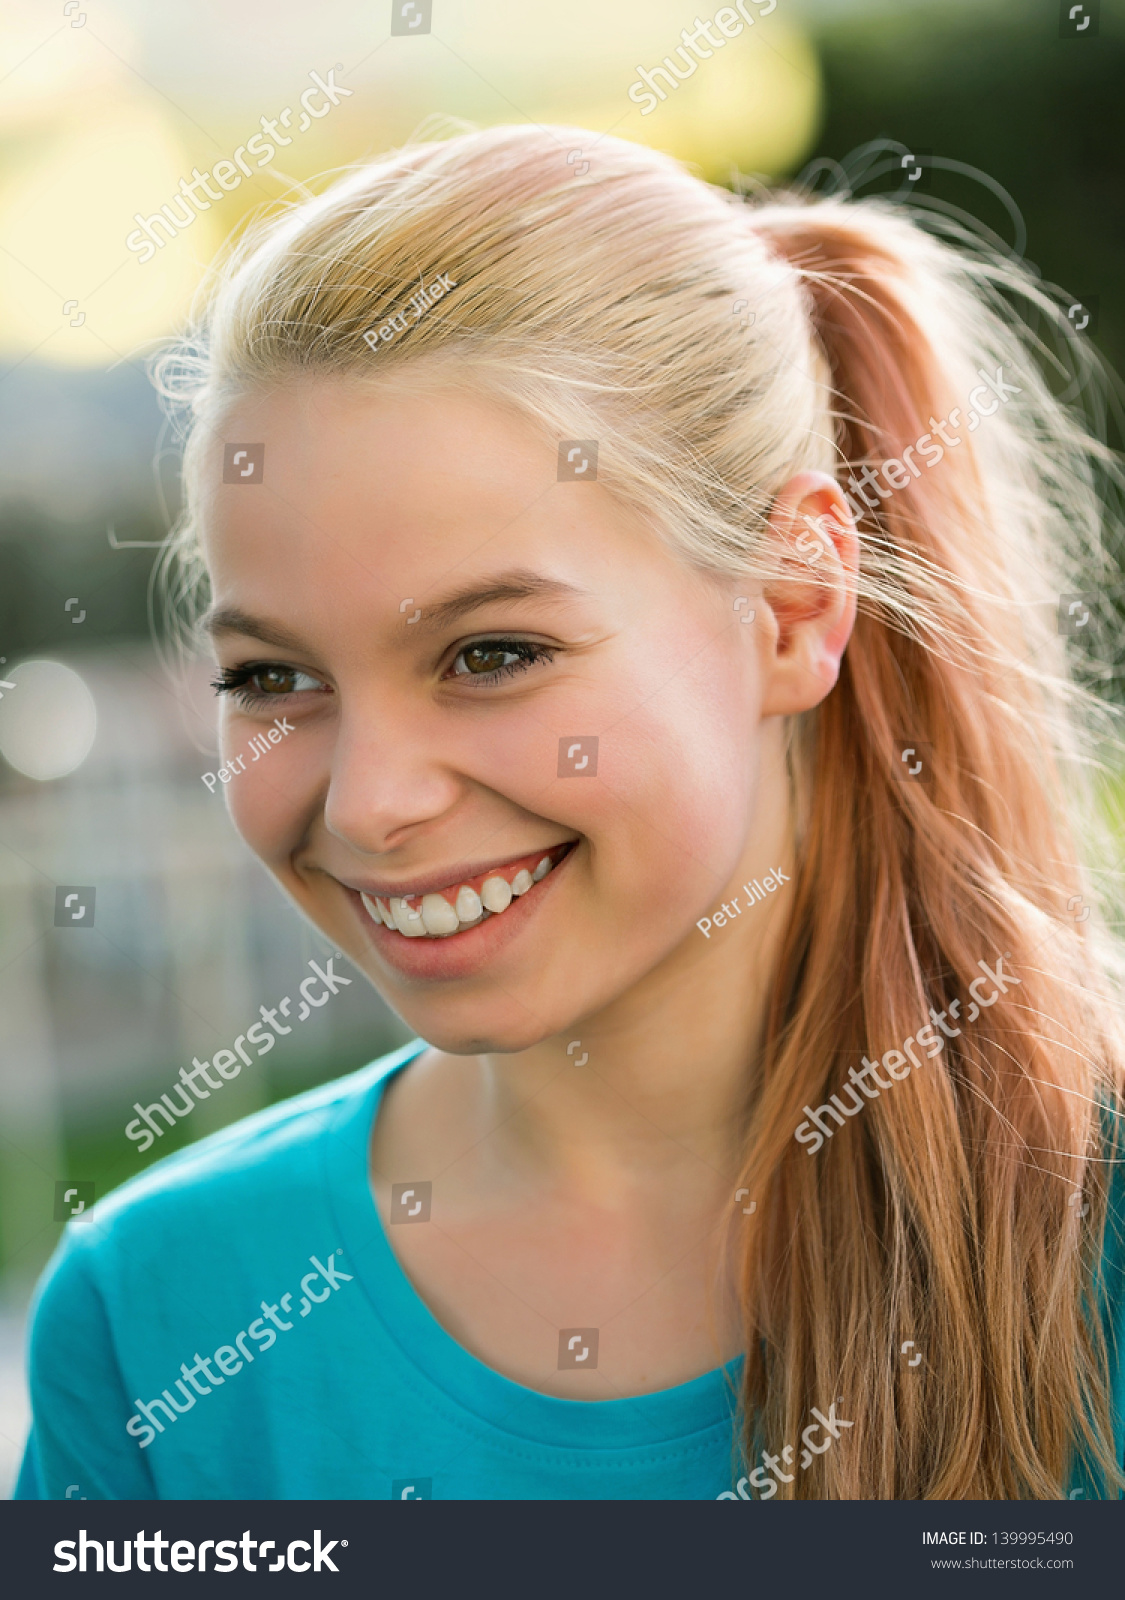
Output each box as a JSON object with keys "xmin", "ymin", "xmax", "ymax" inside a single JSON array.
[{"xmin": 14, "ymin": 1226, "xmax": 156, "ymax": 1501}]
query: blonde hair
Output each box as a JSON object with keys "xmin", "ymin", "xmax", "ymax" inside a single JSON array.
[{"xmin": 153, "ymin": 123, "xmax": 1125, "ymax": 1498}]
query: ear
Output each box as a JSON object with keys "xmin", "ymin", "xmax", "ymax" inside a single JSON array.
[{"xmin": 755, "ymin": 471, "xmax": 859, "ymax": 718}]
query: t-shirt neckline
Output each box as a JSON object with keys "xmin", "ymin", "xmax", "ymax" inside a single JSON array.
[{"xmin": 321, "ymin": 1039, "xmax": 744, "ymax": 1452}]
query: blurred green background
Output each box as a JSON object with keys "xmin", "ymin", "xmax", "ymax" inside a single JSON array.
[{"xmin": 1, "ymin": 0, "xmax": 1123, "ymax": 1491}]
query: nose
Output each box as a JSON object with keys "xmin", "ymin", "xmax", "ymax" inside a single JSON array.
[{"xmin": 322, "ymin": 700, "xmax": 463, "ymax": 855}]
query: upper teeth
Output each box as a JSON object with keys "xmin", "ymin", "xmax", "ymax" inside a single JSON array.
[
  {"xmin": 360, "ymin": 852, "xmax": 561, "ymax": 940},
  {"xmin": 420, "ymin": 894, "xmax": 459, "ymax": 935},
  {"xmin": 480, "ymin": 875, "xmax": 512, "ymax": 913},
  {"xmin": 455, "ymin": 884, "xmax": 482, "ymax": 922}
]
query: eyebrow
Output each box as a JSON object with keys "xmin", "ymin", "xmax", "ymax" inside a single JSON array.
[
  {"xmin": 408, "ymin": 570, "xmax": 592, "ymax": 633},
  {"xmin": 201, "ymin": 608, "xmax": 308, "ymax": 650},
  {"xmin": 201, "ymin": 570, "xmax": 592, "ymax": 646}
]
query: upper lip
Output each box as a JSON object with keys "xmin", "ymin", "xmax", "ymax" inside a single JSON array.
[{"xmin": 335, "ymin": 840, "xmax": 577, "ymax": 902}]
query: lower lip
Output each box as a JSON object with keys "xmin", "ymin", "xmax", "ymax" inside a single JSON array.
[{"xmin": 345, "ymin": 844, "xmax": 577, "ymax": 983}]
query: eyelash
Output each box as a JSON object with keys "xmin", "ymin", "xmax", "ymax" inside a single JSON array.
[
  {"xmin": 210, "ymin": 638, "xmax": 557, "ymax": 707},
  {"xmin": 448, "ymin": 638, "xmax": 557, "ymax": 686},
  {"xmin": 210, "ymin": 663, "xmax": 325, "ymax": 710}
]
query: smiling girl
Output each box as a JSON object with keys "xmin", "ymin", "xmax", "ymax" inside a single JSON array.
[{"xmin": 18, "ymin": 125, "xmax": 1125, "ymax": 1501}]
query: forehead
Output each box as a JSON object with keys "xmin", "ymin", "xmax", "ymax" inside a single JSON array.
[{"xmin": 197, "ymin": 377, "xmax": 664, "ymax": 618}]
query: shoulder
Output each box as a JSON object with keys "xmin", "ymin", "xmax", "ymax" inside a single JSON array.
[
  {"xmin": 31, "ymin": 1039, "xmax": 423, "ymax": 1315},
  {"xmin": 107, "ymin": 1039, "xmax": 421, "ymax": 1218}
]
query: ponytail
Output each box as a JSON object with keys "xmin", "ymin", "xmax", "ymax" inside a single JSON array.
[{"xmin": 734, "ymin": 200, "xmax": 1125, "ymax": 1498}]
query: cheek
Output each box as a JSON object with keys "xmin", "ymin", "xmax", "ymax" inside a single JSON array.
[
  {"xmin": 566, "ymin": 652, "xmax": 763, "ymax": 915},
  {"xmin": 473, "ymin": 658, "xmax": 756, "ymax": 881},
  {"xmin": 601, "ymin": 711, "xmax": 760, "ymax": 909},
  {"xmin": 222, "ymin": 728, "xmax": 323, "ymax": 864}
]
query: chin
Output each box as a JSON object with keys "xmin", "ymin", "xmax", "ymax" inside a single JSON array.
[{"xmin": 392, "ymin": 1008, "xmax": 562, "ymax": 1058}]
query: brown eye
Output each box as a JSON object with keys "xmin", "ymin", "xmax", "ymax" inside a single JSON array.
[
  {"xmin": 253, "ymin": 666, "xmax": 301, "ymax": 694},
  {"xmin": 211, "ymin": 662, "xmax": 326, "ymax": 706},
  {"xmin": 460, "ymin": 645, "xmax": 516, "ymax": 675},
  {"xmin": 446, "ymin": 638, "xmax": 556, "ymax": 686}
]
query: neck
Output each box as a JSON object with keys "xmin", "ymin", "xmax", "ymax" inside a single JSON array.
[{"xmin": 478, "ymin": 853, "xmax": 790, "ymax": 1202}]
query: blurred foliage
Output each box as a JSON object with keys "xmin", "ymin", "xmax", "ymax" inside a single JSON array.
[
  {"xmin": 0, "ymin": 504, "xmax": 161, "ymax": 659},
  {"xmin": 56, "ymin": 1031, "xmax": 407, "ymax": 1239},
  {"xmin": 813, "ymin": 0, "xmax": 1125, "ymax": 375}
]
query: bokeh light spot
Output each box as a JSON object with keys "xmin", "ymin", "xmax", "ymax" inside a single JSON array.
[{"xmin": 0, "ymin": 660, "xmax": 97, "ymax": 780}]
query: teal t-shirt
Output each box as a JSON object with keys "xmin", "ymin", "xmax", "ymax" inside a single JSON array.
[
  {"xmin": 14, "ymin": 1040, "xmax": 1125, "ymax": 1500},
  {"xmin": 14, "ymin": 1041, "xmax": 745, "ymax": 1501}
]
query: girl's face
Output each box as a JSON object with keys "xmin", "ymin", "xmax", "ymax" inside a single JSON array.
[{"xmin": 200, "ymin": 378, "xmax": 828, "ymax": 1054}]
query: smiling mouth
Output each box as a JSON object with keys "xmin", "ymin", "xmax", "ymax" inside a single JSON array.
[{"xmin": 354, "ymin": 841, "xmax": 576, "ymax": 940}]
